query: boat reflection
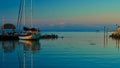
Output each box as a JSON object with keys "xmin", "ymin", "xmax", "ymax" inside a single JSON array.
[
  {"xmin": 1, "ymin": 40, "xmax": 41, "ymax": 53},
  {"xmin": 111, "ymin": 38, "xmax": 120, "ymax": 49},
  {"xmin": 19, "ymin": 40, "xmax": 41, "ymax": 68},
  {"xmin": 19, "ymin": 40, "xmax": 41, "ymax": 52},
  {"xmin": 2, "ymin": 41, "xmax": 16, "ymax": 53},
  {"xmin": 1, "ymin": 40, "xmax": 41, "ymax": 68}
]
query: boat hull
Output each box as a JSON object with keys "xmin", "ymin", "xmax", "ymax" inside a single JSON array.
[{"xmin": 19, "ymin": 32, "xmax": 41, "ymax": 40}]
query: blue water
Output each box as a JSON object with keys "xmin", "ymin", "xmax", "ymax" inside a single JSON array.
[{"xmin": 0, "ymin": 32, "xmax": 120, "ymax": 68}]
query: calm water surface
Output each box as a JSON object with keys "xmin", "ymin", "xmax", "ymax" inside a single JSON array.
[{"xmin": 0, "ymin": 32, "xmax": 120, "ymax": 68}]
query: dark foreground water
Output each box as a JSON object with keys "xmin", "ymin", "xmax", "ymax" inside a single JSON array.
[{"xmin": 0, "ymin": 32, "xmax": 120, "ymax": 68}]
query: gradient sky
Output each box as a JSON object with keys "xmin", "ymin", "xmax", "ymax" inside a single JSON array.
[{"xmin": 0, "ymin": 0, "xmax": 120, "ymax": 31}]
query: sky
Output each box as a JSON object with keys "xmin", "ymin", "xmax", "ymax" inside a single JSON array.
[{"xmin": 0, "ymin": 0, "xmax": 120, "ymax": 31}]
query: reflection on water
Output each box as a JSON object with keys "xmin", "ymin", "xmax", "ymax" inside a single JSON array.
[
  {"xmin": 104, "ymin": 32, "xmax": 120, "ymax": 49},
  {"xmin": 110, "ymin": 38, "xmax": 120, "ymax": 50},
  {"xmin": 2, "ymin": 41, "xmax": 16, "ymax": 53},
  {"xmin": 19, "ymin": 40, "xmax": 40, "ymax": 52},
  {"xmin": 1, "ymin": 40, "xmax": 41, "ymax": 68},
  {"xmin": 1, "ymin": 32, "xmax": 120, "ymax": 68}
]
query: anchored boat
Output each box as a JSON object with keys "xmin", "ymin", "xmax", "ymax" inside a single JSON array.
[
  {"xmin": 19, "ymin": 28, "xmax": 41, "ymax": 40},
  {"xmin": 18, "ymin": 0, "xmax": 41, "ymax": 40}
]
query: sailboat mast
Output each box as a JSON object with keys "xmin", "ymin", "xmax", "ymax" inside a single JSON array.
[
  {"xmin": 30, "ymin": 0, "xmax": 33, "ymax": 27},
  {"xmin": 23, "ymin": 0, "xmax": 26, "ymax": 26},
  {"xmin": 2, "ymin": 16, "xmax": 4, "ymax": 26},
  {"xmin": 17, "ymin": 0, "xmax": 24, "ymax": 32}
]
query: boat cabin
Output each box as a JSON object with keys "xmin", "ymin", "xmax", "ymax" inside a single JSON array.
[{"xmin": 1, "ymin": 23, "xmax": 16, "ymax": 35}]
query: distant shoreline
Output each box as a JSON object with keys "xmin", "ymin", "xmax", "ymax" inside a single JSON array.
[
  {"xmin": 40, "ymin": 30, "xmax": 104, "ymax": 32},
  {"xmin": 0, "ymin": 30, "xmax": 106, "ymax": 33}
]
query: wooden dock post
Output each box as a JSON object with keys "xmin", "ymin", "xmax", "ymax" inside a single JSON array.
[{"xmin": 104, "ymin": 26, "xmax": 108, "ymax": 47}]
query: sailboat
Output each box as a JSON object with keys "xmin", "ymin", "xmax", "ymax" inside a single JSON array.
[{"xmin": 18, "ymin": 0, "xmax": 41, "ymax": 40}]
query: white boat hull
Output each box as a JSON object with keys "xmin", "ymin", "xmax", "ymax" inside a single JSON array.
[{"xmin": 19, "ymin": 32, "xmax": 41, "ymax": 40}]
